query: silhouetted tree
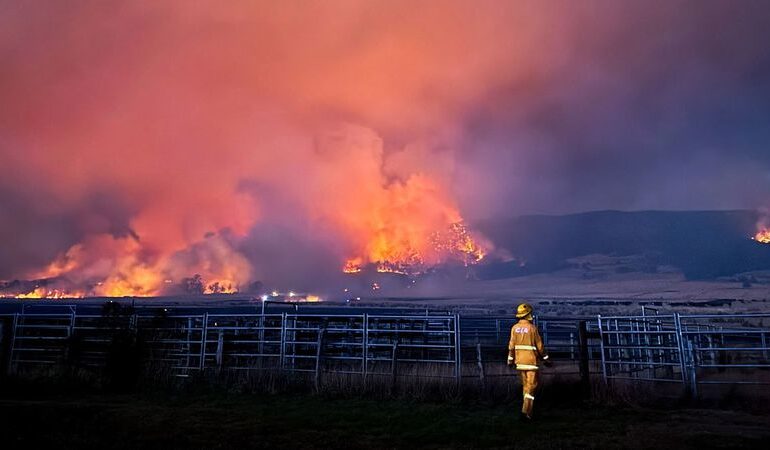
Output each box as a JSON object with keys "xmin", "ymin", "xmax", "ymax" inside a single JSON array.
[{"xmin": 182, "ymin": 274, "xmax": 205, "ymax": 295}]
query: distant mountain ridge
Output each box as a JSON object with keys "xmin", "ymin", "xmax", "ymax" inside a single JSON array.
[{"xmin": 476, "ymin": 210, "xmax": 770, "ymax": 280}]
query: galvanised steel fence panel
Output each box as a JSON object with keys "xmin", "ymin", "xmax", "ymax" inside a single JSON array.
[
  {"xmin": 678, "ymin": 313, "xmax": 770, "ymax": 396},
  {"xmin": 9, "ymin": 312, "xmax": 75, "ymax": 368},
  {"xmin": 1, "ymin": 310, "xmax": 462, "ymax": 380},
  {"xmin": 201, "ymin": 313, "xmax": 284, "ymax": 370},
  {"xmin": 4, "ymin": 307, "xmax": 769, "ymax": 396},
  {"xmin": 597, "ymin": 314, "xmax": 686, "ymax": 384},
  {"xmin": 461, "ymin": 316, "xmax": 602, "ymax": 362}
]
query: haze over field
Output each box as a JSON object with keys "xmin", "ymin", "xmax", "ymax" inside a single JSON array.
[{"xmin": 2, "ymin": 1, "xmax": 770, "ymax": 297}]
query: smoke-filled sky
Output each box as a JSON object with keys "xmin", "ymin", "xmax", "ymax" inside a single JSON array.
[{"xmin": 1, "ymin": 0, "xmax": 770, "ymax": 290}]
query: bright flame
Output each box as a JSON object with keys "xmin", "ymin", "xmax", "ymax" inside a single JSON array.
[
  {"xmin": 754, "ymin": 229, "xmax": 770, "ymax": 244},
  {"xmin": 10, "ymin": 232, "xmax": 250, "ymax": 298},
  {"xmin": 344, "ymin": 220, "xmax": 489, "ymax": 276},
  {"xmin": 14, "ymin": 287, "xmax": 85, "ymax": 299},
  {"xmin": 343, "ymin": 258, "xmax": 363, "ymax": 273}
]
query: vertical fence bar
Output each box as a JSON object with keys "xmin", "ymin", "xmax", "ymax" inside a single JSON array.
[
  {"xmin": 390, "ymin": 342, "xmax": 399, "ymax": 391},
  {"xmin": 216, "ymin": 330, "xmax": 224, "ymax": 370},
  {"xmin": 258, "ymin": 312, "xmax": 264, "ymax": 356},
  {"xmin": 597, "ymin": 314, "xmax": 608, "ymax": 384},
  {"xmin": 454, "ymin": 314, "xmax": 461, "ymax": 382},
  {"xmin": 279, "ymin": 312, "xmax": 287, "ymax": 369},
  {"xmin": 476, "ymin": 343, "xmax": 485, "ymax": 384},
  {"xmin": 7, "ymin": 313, "xmax": 19, "ymax": 375},
  {"xmin": 199, "ymin": 313, "xmax": 209, "ymax": 370},
  {"xmin": 686, "ymin": 339, "xmax": 698, "ymax": 398},
  {"xmin": 673, "ymin": 313, "xmax": 688, "ymax": 388},
  {"xmin": 185, "ymin": 317, "xmax": 193, "ymax": 370},
  {"xmin": 314, "ymin": 328, "xmax": 325, "ymax": 392},
  {"xmin": 362, "ymin": 314, "xmax": 368, "ymax": 378},
  {"xmin": 578, "ymin": 320, "xmax": 590, "ymax": 396}
]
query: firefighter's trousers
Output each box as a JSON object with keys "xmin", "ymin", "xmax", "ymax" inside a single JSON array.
[{"xmin": 519, "ymin": 370, "xmax": 539, "ymax": 417}]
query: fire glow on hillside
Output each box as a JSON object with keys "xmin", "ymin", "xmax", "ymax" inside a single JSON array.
[
  {"xmin": 1, "ymin": 3, "xmax": 523, "ymax": 299},
  {"xmin": 3, "ymin": 161, "xmax": 490, "ymax": 298},
  {"xmin": 754, "ymin": 229, "xmax": 770, "ymax": 244},
  {"xmin": 343, "ymin": 222, "xmax": 487, "ymax": 275}
]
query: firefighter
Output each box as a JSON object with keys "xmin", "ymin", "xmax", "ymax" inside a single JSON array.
[{"xmin": 508, "ymin": 303, "xmax": 549, "ymax": 421}]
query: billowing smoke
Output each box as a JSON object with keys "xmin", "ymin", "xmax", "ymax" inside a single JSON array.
[{"xmin": 2, "ymin": 1, "xmax": 770, "ymax": 295}]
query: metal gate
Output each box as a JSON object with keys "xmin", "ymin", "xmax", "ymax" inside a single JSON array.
[{"xmin": 597, "ymin": 313, "xmax": 687, "ymax": 384}]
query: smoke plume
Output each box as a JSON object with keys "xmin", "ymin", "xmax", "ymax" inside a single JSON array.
[{"xmin": 2, "ymin": 1, "xmax": 770, "ymax": 294}]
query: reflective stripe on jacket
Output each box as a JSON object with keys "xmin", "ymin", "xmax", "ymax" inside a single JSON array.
[{"xmin": 508, "ymin": 319, "xmax": 547, "ymax": 370}]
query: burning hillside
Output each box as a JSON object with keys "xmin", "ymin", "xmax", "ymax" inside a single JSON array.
[
  {"xmin": 2, "ymin": 3, "xmax": 522, "ymax": 299},
  {"xmin": 344, "ymin": 221, "xmax": 487, "ymax": 275},
  {"xmin": 752, "ymin": 212, "xmax": 770, "ymax": 244},
  {"xmin": 1, "ymin": 124, "xmax": 491, "ymax": 299},
  {"xmin": 754, "ymin": 228, "xmax": 770, "ymax": 244}
]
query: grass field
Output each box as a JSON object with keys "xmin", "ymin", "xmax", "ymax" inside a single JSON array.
[{"xmin": 1, "ymin": 388, "xmax": 769, "ymax": 449}]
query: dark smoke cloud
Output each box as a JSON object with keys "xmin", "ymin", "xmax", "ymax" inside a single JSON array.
[{"xmin": 456, "ymin": 0, "xmax": 770, "ymax": 217}]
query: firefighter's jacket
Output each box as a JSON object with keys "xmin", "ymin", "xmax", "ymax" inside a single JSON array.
[{"xmin": 508, "ymin": 319, "xmax": 548, "ymax": 370}]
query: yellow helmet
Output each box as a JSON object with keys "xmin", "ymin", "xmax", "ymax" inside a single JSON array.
[{"xmin": 516, "ymin": 303, "xmax": 534, "ymax": 319}]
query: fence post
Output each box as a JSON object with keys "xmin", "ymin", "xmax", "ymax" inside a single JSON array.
[
  {"xmin": 258, "ymin": 312, "xmax": 264, "ymax": 357},
  {"xmin": 673, "ymin": 313, "xmax": 688, "ymax": 389},
  {"xmin": 199, "ymin": 313, "xmax": 209, "ymax": 370},
  {"xmin": 578, "ymin": 320, "xmax": 591, "ymax": 397},
  {"xmin": 597, "ymin": 315, "xmax": 608, "ymax": 385},
  {"xmin": 454, "ymin": 314, "xmax": 461, "ymax": 383},
  {"xmin": 686, "ymin": 339, "xmax": 698, "ymax": 399},
  {"xmin": 390, "ymin": 342, "xmax": 399, "ymax": 392},
  {"xmin": 362, "ymin": 314, "xmax": 368, "ymax": 381},
  {"xmin": 279, "ymin": 312, "xmax": 287, "ymax": 369},
  {"xmin": 314, "ymin": 328, "xmax": 326, "ymax": 392},
  {"xmin": 64, "ymin": 310, "xmax": 76, "ymax": 364},
  {"xmin": 476, "ymin": 343, "xmax": 485, "ymax": 385},
  {"xmin": 7, "ymin": 313, "xmax": 18, "ymax": 375},
  {"xmin": 216, "ymin": 330, "xmax": 224, "ymax": 370}
]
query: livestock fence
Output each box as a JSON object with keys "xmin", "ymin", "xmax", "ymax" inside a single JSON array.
[
  {"xmin": 597, "ymin": 308, "xmax": 770, "ymax": 396},
  {"xmin": 1, "ymin": 305, "xmax": 769, "ymax": 396}
]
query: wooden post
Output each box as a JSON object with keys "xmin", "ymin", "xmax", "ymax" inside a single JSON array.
[
  {"xmin": 476, "ymin": 343, "xmax": 485, "ymax": 385},
  {"xmin": 314, "ymin": 328, "xmax": 325, "ymax": 392},
  {"xmin": 216, "ymin": 330, "xmax": 225, "ymax": 370},
  {"xmin": 578, "ymin": 320, "xmax": 591, "ymax": 397}
]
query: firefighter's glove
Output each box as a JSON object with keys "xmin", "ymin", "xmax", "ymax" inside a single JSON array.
[
  {"xmin": 507, "ymin": 355, "xmax": 514, "ymax": 367},
  {"xmin": 542, "ymin": 354, "xmax": 553, "ymax": 368}
]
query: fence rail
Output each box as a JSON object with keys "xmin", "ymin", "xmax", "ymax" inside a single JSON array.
[
  {"xmin": 2, "ymin": 307, "xmax": 768, "ymax": 396},
  {"xmin": 597, "ymin": 311, "xmax": 770, "ymax": 396}
]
